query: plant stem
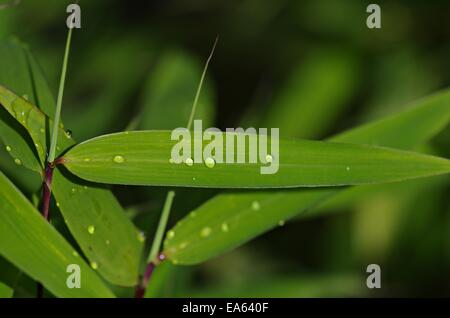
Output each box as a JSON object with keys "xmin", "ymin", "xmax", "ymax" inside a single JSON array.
[
  {"xmin": 135, "ymin": 191, "xmax": 175, "ymax": 298},
  {"xmin": 36, "ymin": 28, "xmax": 73, "ymax": 298},
  {"xmin": 48, "ymin": 28, "xmax": 72, "ymax": 163},
  {"xmin": 148, "ymin": 191, "xmax": 175, "ymax": 263},
  {"xmin": 186, "ymin": 36, "xmax": 218, "ymax": 130}
]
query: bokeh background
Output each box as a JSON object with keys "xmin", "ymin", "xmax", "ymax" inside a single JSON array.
[{"xmin": 0, "ymin": 0, "xmax": 449, "ymax": 297}]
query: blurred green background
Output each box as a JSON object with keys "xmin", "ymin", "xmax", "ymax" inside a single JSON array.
[{"xmin": 0, "ymin": 0, "xmax": 449, "ymax": 297}]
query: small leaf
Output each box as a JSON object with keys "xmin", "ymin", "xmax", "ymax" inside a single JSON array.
[
  {"xmin": 0, "ymin": 171, "xmax": 114, "ymax": 297},
  {"xmin": 163, "ymin": 88, "xmax": 450, "ymax": 264},
  {"xmin": 63, "ymin": 130, "xmax": 450, "ymax": 188}
]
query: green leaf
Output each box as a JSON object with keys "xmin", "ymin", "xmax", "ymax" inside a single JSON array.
[
  {"xmin": 162, "ymin": 88, "xmax": 450, "ymax": 264},
  {"xmin": 0, "ymin": 171, "xmax": 114, "ymax": 297},
  {"xmin": 0, "ymin": 85, "xmax": 73, "ymax": 166},
  {"xmin": 0, "ymin": 85, "xmax": 143, "ymax": 286},
  {"xmin": 0, "ymin": 281, "xmax": 13, "ymax": 298},
  {"xmin": 62, "ymin": 130, "xmax": 450, "ymax": 188},
  {"xmin": 0, "ymin": 37, "xmax": 56, "ymax": 172},
  {"xmin": 138, "ymin": 50, "xmax": 216, "ymax": 130},
  {"xmin": 52, "ymin": 168, "xmax": 144, "ymax": 286}
]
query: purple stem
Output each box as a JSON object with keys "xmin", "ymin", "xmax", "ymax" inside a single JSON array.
[
  {"xmin": 135, "ymin": 253, "xmax": 166, "ymax": 298},
  {"xmin": 36, "ymin": 162, "xmax": 56, "ymax": 298}
]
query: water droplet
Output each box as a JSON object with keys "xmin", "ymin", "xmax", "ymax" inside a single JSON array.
[
  {"xmin": 200, "ymin": 227, "xmax": 212, "ymax": 238},
  {"xmin": 56, "ymin": 202, "xmax": 60, "ymax": 207},
  {"xmin": 113, "ymin": 155, "xmax": 125, "ymax": 163},
  {"xmin": 278, "ymin": 220, "xmax": 285, "ymax": 226},
  {"xmin": 64, "ymin": 129, "xmax": 72, "ymax": 138},
  {"xmin": 34, "ymin": 143, "xmax": 39, "ymax": 148},
  {"xmin": 84, "ymin": 158, "xmax": 91, "ymax": 162},
  {"xmin": 83, "ymin": 186, "xmax": 88, "ymax": 190},
  {"xmin": 192, "ymin": 177, "xmax": 196, "ymax": 181},
  {"xmin": 124, "ymin": 131, "xmax": 129, "ymax": 135},
  {"xmin": 72, "ymin": 251, "xmax": 79, "ymax": 257},
  {"xmin": 105, "ymin": 240, "xmax": 110, "ymax": 245},
  {"xmin": 40, "ymin": 128, "xmax": 45, "ymax": 133},
  {"xmin": 251, "ymin": 201, "xmax": 260, "ymax": 211},
  {"xmin": 167, "ymin": 230, "xmax": 175, "ymax": 239},
  {"xmin": 346, "ymin": 166, "xmax": 350, "ymax": 171},
  {"xmin": 90, "ymin": 261, "xmax": 98, "ymax": 270},
  {"xmin": 14, "ymin": 158, "xmax": 22, "ymax": 165},
  {"xmin": 205, "ymin": 157, "xmax": 215, "ymax": 168},
  {"xmin": 5, "ymin": 146, "xmax": 11, "ymax": 152},
  {"xmin": 137, "ymin": 232, "xmax": 145, "ymax": 243},
  {"xmin": 266, "ymin": 154, "xmax": 273, "ymax": 163},
  {"xmin": 221, "ymin": 223, "xmax": 229, "ymax": 232},
  {"xmin": 71, "ymin": 188, "xmax": 76, "ymax": 193},
  {"xmin": 169, "ymin": 158, "xmax": 175, "ymax": 164},
  {"xmin": 87, "ymin": 225, "xmax": 95, "ymax": 234},
  {"xmin": 185, "ymin": 157, "xmax": 194, "ymax": 166}
]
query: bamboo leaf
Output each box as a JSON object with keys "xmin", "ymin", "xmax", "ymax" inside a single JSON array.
[
  {"xmin": 0, "ymin": 85, "xmax": 73, "ymax": 165},
  {"xmin": 62, "ymin": 130, "xmax": 450, "ymax": 188},
  {"xmin": 0, "ymin": 171, "xmax": 114, "ymax": 297},
  {"xmin": 0, "ymin": 37, "xmax": 56, "ymax": 172},
  {"xmin": 162, "ymin": 88, "xmax": 450, "ymax": 264},
  {"xmin": 52, "ymin": 168, "xmax": 144, "ymax": 286}
]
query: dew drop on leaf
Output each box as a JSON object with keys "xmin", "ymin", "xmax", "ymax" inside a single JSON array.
[
  {"xmin": 64, "ymin": 129, "xmax": 72, "ymax": 138},
  {"xmin": 278, "ymin": 220, "xmax": 285, "ymax": 226},
  {"xmin": 205, "ymin": 157, "xmax": 215, "ymax": 168},
  {"xmin": 87, "ymin": 225, "xmax": 95, "ymax": 234},
  {"xmin": 14, "ymin": 158, "xmax": 22, "ymax": 165},
  {"xmin": 200, "ymin": 227, "xmax": 212, "ymax": 238},
  {"xmin": 90, "ymin": 261, "xmax": 98, "ymax": 270},
  {"xmin": 137, "ymin": 232, "xmax": 145, "ymax": 243},
  {"xmin": 221, "ymin": 223, "xmax": 229, "ymax": 232},
  {"xmin": 113, "ymin": 155, "xmax": 125, "ymax": 163},
  {"xmin": 72, "ymin": 251, "xmax": 79, "ymax": 257},
  {"xmin": 251, "ymin": 201, "xmax": 260, "ymax": 211},
  {"xmin": 185, "ymin": 158, "xmax": 194, "ymax": 166},
  {"xmin": 346, "ymin": 166, "xmax": 350, "ymax": 171},
  {"xmin": 167, "ymin": 230, "xmax": 175, "ymax": 239},
  {"xmin": 5, "ymin": 145, "xmax": 11, "ymax": 152}
]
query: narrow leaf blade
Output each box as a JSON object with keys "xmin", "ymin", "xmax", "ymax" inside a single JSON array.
[
  {"xmin": 63, "ymin": 131, "xmax": 450, "ymax": 188},
  {"xmin": 0, "ymin": 171, "xmax": 114, "ymax": 297}
]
